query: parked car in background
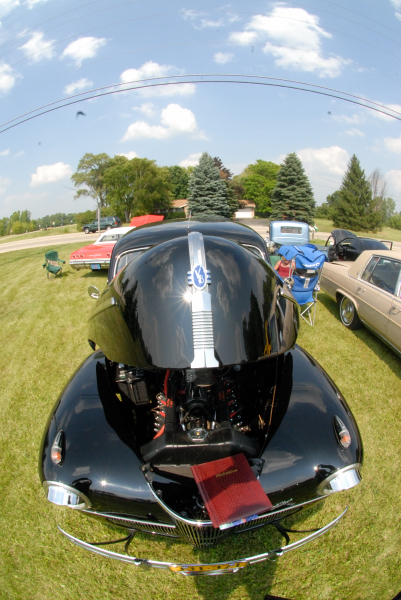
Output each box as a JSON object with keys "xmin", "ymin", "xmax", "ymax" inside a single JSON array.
[
  {"xmin": 40, "ymin": 218, "xmax": 363, "ymax": 575},
  {"xmin": 325, "ymin": 229, "xmax": 392, "ymax": 262},
  {"xmin": 82, "ymin": 216, "xmax": 122, "ymax": 234},
  {"xmin": 266, "ymin": 221, "xmax": 310, "ymax": 250},
  {"xmin": 320, "ymin": 248, "xmax": 401, "ymax": 356},
  {"xmin": 70, "ymin": 226, "xmax": 134, "ymax": 270}
]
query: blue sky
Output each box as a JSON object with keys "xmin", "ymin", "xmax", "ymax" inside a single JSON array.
[{"xmin": 0, "ymin": 0, "xmax": 401, "ymax": 219}]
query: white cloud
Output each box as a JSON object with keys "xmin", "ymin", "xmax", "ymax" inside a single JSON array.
[
  {"xmin": 344, "ymin": 128, "xmax": 365, "ymax": 137},
  {"xmin": 386, "ymin": 170, "xmax": 401, "ymax": 199},
  {"xmin": 19, "ymin": 31, "xmax": 55, "ymax": 62},
  {"xmin": 120, "ymin": 61, "xmax": 195, "ymax": 97},
  {"xmin": 0, "ymin": 0, "xmax": 19, "ymax": 18},
  {"xmin": 229, "ymin": 6, "xmax": 348, "ymax": 77},
  {"xmin": 389, "ymin": 0, "xmax": 401, "ymax": 20},
  {"xmin": 63, "ymin": 78, "xmax": 93, "ymax": 95},
  {"xmin": 25, "ymin": 0, "xmax": 50, "ymax": 7},
  {"xmin": 179, "ymin": 153, "xmax": 202, "ymax": 168},
  {"xmin": 122, "ymin": 104, "xmax": 206, "ymax": 141},
  {"xmin": 122, "ymin": 121, "xmax": 169, "ymax": 141},
  {"xmin": 332, "ymin": 113, "xmax": 365, "ymax": 125},
  {"xmin": 0, "ymin": 175, "xmax": 11, "ymax": 187},
  {"xmin": 0, "ymin": 149, "xmax": 10, "ymax": 156},
  {"xmin": 214, "ymin": 52, "xmax": 234, "ymax": 64},
  {"xmin": 117, "ymin": 151, "xmax": 138, "ymax": 160},
  {"xmin": 295, "ymin": 146, "xmax": 349, "ymax": 176},
  {"xmin": 180, "ymin": 8, "xmax": 239, "ymax": 28},
  {"xmin": 133, "ymin": 102, "xmax": 157, "ymax": 117},
  {"xmin": 368, "ymin": 101, "xmax": 401, "ymax": 122},
  {"xmin": 30, "ymin": 162, "xmax": 72, "ymax": 187},
  {"xmin": 61, "ymin": 37, "xmax": 107, "ymax": 67},
  {"xmin": 0, "ymin": 61, "xmax": 17, "ymax": 94},
  {"xmin": 384, "ymin": 135, "xmax": 401, "ymax": 154}
]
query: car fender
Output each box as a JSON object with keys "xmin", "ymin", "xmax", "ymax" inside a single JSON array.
[{"xmin": 259, "ymin": 345, "xmax": 363, "ymax": 505}]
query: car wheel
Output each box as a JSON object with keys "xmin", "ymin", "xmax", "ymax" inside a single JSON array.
[
  {"xmin": 84, "ymin": 227, "xmax": 90, "ymax": 234},
  {"xmin": 106, "ymin": 225, "xmax": 112, "ymax": 230},
  {"xmin": 339, "ymin": 296, "xmax": 361, "ymax": 330}
]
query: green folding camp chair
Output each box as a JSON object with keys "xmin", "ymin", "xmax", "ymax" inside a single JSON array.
[{"xmin": 43, "ymin": 250, "xmax": 65, "ymax": 279}]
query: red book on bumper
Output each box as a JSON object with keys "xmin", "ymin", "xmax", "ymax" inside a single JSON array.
[{"xmin": 191, "ymin": 453, "xmax": 273, "ymax": 529}]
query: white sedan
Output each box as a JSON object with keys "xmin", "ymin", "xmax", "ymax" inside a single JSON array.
[{"xmin": 70, "ymin": 227, "xmax": 135, "ymax": 271}]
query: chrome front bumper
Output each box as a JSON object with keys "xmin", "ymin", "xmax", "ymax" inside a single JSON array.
[{"xmin": 58, "ymin": 507, "xmax": 347, "ymax": 576}]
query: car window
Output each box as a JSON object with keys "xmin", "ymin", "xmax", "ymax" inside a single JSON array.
[
  {"xmin": 114, "ymin": 248, "xmax": 148, "ymax": 275},
  {"xmin": 362, "ymin": 257, "xmax": 401, "ymax": 295},
  {"xmin": 99, "ymin": 233, "xmax": 121, "ymax": 242},
  {"xmin": 361, "ymin": 256, "xmax": 380, "ymax": 282}
]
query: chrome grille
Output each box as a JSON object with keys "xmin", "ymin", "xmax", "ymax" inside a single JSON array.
[
  {"xmin": 106, "ymin": 516, "xmax": 179, "ymax": 539},
  {"xmin": 94, "ymin": 498, "xmax": 323, "ymax": 549},
  {"xmin": 171, "ymin": 504, "xmax": 303, "ymax": 548}
]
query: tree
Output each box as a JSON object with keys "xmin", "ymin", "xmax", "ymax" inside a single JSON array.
[
  {"xmin": 389, "ymin": 212, "xmax": 401, "ymax": 230},
  {"xmin": 71, "ymin": 153, "xmax": 111, "ymax": 208},
  {"xmin": 187, "ymin": 152, "xmax": 229, "ymax": 218},
  {"xmin": 236, "ymin": 160, "xmax": 280, "ymax": 216},
  {"xmin": 104, "ymin": 156, "xmax": 173, "ymax": 222},
  {"xmin": 167, "ymin": 165, "xmax": 190, "ymax": 199},
  {"xmin": 270, "ymin": 153, "xmax": 316, "ymax": 224},
  {"xmin": 213, "ymin": 156, "xmax": 239, "ymax": 218},
  {"xmin": 332, "ymin": 155, "xmax": 382, "ymax": 232},
  {"xmin": 213, "ymin": 156, "xmax": 233, "ymax": 180}
]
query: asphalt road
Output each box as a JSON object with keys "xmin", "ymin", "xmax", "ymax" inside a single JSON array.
[{"xmin": 0, "ymin": 231, "xmax": 98, "ymax": 254}]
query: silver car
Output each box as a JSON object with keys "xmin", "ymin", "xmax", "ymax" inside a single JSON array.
[{"xmin": 320, "ymin": 249, "xmax": 401, "ymax": 356}]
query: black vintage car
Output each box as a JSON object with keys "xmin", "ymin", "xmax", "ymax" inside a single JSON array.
[
  {"xmin": 325, "ymin": 229, "xmax": 392, "ymax": 262},
  {"xmin": 39, "ymin": 219, "xmax": 363, "ymax": 576}
]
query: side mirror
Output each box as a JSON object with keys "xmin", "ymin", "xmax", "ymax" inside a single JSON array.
[{"xmin": 88, "ymin": 285, "xmax": 100, "ymax": 299}]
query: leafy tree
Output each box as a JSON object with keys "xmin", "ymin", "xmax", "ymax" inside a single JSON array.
[
  {"xmin": 237, "ymin": 160, "xmax": 281, "ymax": 216},
  {"xmin": 381, "ymin": 197, "xmax": 396, "ymax": 224},
  {"xmin": 332, "ymin": 155, "xmax": 382, "ymax": 232},
  {"xmin": 187, "ymin": 152, "xmax": 229, "ymax": 218},
  {"xmin": 316, "ymin": 191, "xmax": 341, "ymax": 219},
  {"xmin": 167, "ymin": 165, "xmax": 190, "ymax": 199},
  {"xmin": 270, "ymin": 153, "xmax": 316, "ymax": 224},
  {"xmin": 213, "ymin": 156, "xmax": 233, "ymax": 180},
  {"xmin": 104, "ymin": 156, "xmax": 173, "ymax": 222},
  {"xmin": 389, "ymin": 212, "xmax": 401, "ymax": 230},
  {"xmin": 71, "ymin": 153, "xmax": 111, "ymax": 208}
]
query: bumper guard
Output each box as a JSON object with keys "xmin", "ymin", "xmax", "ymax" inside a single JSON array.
[{"xmin": 58, "ymin": 507, "xmax": 347, "ymax": 576}]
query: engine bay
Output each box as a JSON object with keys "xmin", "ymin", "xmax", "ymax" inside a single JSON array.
[{"xmin": 110, "ymin": 359, "xmax": 281, "ymax": 471}]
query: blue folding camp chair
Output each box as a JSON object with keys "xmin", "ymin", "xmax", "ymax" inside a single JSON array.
[{"xmin": 278, "ymin": 244, "xmax": 327, "ymax": 326}]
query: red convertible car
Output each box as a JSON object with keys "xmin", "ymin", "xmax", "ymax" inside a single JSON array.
[{"xmin": 69, "ymin": 227, "xmax": 134, "ymax": 271}]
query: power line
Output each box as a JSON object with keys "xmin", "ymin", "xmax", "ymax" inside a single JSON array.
[{"xmin": 1, "ymin": 73, "xmax": 400, "ymax": 132}]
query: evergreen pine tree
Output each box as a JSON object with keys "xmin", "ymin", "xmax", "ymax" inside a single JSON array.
[
  {"xmin": 332, "ymin": 155, "xmax": 382, "ymax": 232},
  {"xmin": 188, "ymin": 152, "xmax": 229, "ymax": 218},
  {"xmin": 270, "ymin": 153, "xmax": 316, "ymax": 224}
]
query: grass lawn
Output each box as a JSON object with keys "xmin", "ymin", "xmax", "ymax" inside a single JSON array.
[
  {"xmin": 314, "ymin": 217, "xmax": 401, "ymax": 242},
  {"xmin": 0, "ymin": 224, "xmax": 78, "ymax": 244},
  {"xmin": 0, "ymin": 244, "xmax": 400, "ymax": 600}
]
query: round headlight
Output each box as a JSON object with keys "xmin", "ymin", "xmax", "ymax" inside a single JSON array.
[
  {"xmin": 43, "ymin": 482, "xmax": 91, "ymax": 510},
  {"xmin": 317, "ymin": 465, "xmax": 362, "ymax": 496}
]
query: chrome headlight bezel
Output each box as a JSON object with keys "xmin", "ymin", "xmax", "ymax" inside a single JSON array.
[
  {"xmin": 43, "ymin": 481, "xmax": 91, "ymax": 510},
  {"xmin": 317, "ymin": 464, "xmax": 362, "ymax": 496}
]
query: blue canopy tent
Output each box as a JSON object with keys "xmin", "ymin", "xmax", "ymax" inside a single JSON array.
[{"xmin": 278, "ymin": 244, "xmax": 327, "ymax": 326}]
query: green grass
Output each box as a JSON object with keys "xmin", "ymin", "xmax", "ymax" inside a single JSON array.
[
  {"xmin": 314, "ymin": 217, "xmax": 401, "ymax": 242},
  {"xmin": 0, "ymin": 224, "xmax": 78, "ymax": 244},
  {"xmin": 1, "ymin": 245, "xmax": 400, "ymax": 600}
]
